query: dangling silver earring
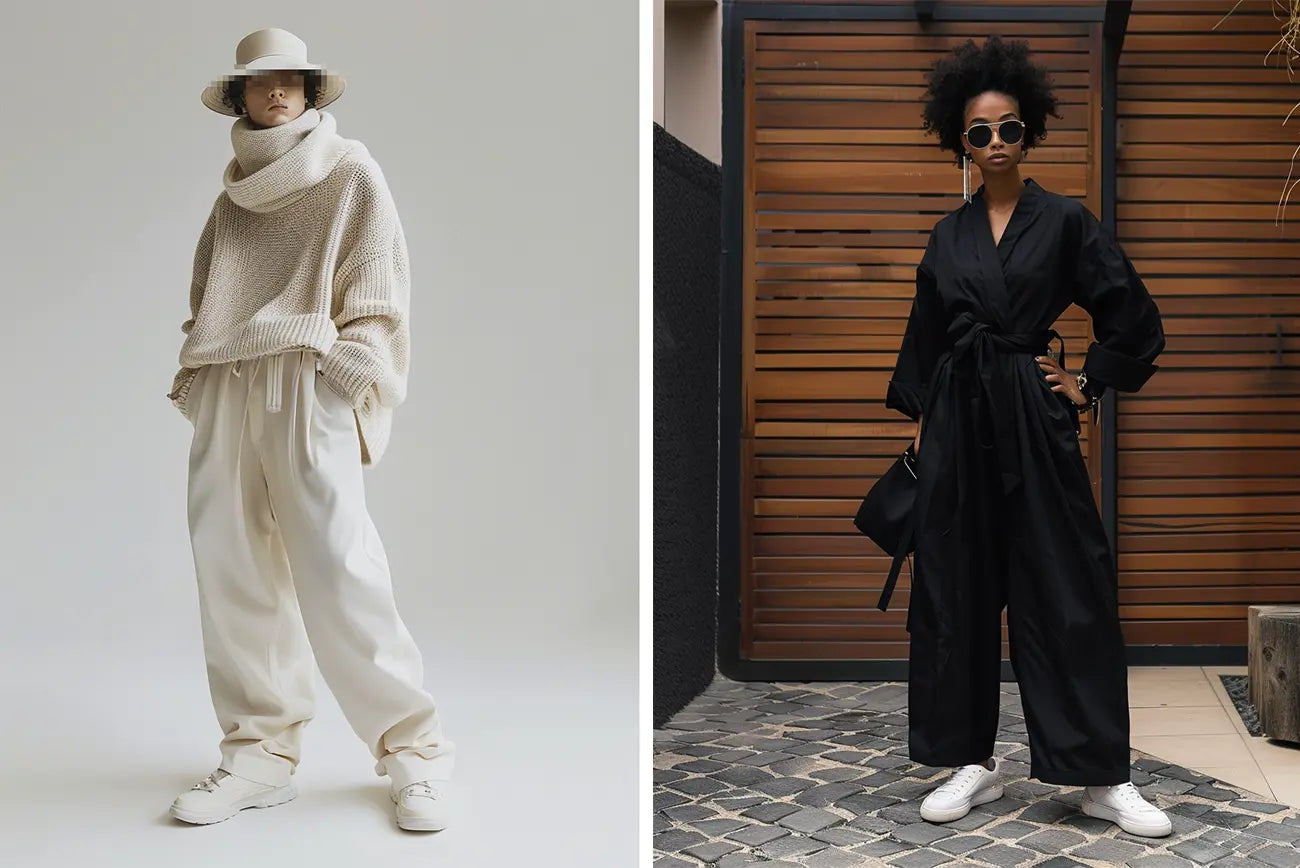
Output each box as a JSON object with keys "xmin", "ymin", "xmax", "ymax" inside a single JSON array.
[{"xmin": 962, "ymin": 154, "xmax": 972, "ymax": 202}]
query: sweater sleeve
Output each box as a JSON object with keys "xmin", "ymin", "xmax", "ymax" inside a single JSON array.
[
  {"xmin": 319, "ymin": 166, "xmax": 412, "ymax": 411},
  {"xmin": 168, "ymin": 201, "xmax": 219, "ymax": 416}
]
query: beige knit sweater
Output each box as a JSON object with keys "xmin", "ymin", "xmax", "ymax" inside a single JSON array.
[{"xmin": 168, "ymin": 108, "xmax": 411, "ymax": 464}]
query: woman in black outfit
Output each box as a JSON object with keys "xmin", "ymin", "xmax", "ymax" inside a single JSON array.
[{"xmin": 887, "ymin": 35, "xmax": 1171, "ymax": 838}]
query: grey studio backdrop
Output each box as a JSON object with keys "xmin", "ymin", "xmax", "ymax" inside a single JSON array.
[{"xmin": 0, "ymin": 3, "xmax": 637, "ymax": 867}]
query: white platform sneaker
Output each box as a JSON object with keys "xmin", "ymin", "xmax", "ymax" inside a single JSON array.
[
  {"xmin": 392, "ymin": 780, "xmax": 451, "ymax": 831},
  {"xmin": 170, "ymin": 768, "xmax": 298, "ymax": 825},
  {"xmin": 920, "ymin": 756, "xmax": 1005, "ymax": 823},
  {"xmin": 1081, "ymin": 781, "xmax": 1172, "ymax": 837}
]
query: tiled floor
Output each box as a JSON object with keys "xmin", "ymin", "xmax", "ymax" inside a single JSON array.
[
  {"xmin": 654, "ymin": 668, "xmax": 1300, "ymax": 867},
  {"xmin": 1129, "ymin": 666, "xmax": 1300, "ymax": 806}
]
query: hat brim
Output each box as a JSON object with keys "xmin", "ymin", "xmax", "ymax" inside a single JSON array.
[{"xmin": 200, "ymin": 68, "xmax": 346, "ymax": 117}]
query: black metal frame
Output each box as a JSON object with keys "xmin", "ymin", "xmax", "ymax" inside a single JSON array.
[{"xmin": 718, "ymin": 1, "xmax": 1239, "ymax": 681}]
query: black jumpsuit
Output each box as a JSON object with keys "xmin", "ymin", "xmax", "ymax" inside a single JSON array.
[{"xmin": 887, "ymin": 177, "xmax": 1166, "ymax": 786}]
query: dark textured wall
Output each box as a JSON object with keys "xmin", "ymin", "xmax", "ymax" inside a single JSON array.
[{"xmin": 653, "ymin": 123, "xmax": 721, "ymax": 727}]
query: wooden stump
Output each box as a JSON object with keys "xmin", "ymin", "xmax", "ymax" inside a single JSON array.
[
  {"xmin": 1248, "ymin": 606, "xmax": 1300, "ymax": 711},
  {"xmin": 1255, "ymin": 609, "xmax": 1300, "ymax": 743}
]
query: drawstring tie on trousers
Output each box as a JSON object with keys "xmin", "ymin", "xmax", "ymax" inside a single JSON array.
[{"xmin": 231, "ymin": 353, "xmax": 285, "ymax": 413}]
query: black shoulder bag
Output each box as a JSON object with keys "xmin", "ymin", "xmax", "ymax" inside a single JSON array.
[{"xmin": 853, "ymin": 442, "xmax": 918, "ymax": 612}]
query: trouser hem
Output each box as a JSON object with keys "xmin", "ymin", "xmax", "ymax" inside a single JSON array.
[
  {"xmin": 219, "ymin": 750, "xmax": 294, "ymax": 788},
  {"xmin": 376, "ymin": 749, "xmax": 456, "ymax": 791},
  {"xmin": 1031, "ymin": 764, "xmax": 1131, "ymax": 786}
]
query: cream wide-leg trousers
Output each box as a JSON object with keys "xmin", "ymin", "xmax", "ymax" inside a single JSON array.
[{"xmin": 184, "ymin": 349, "xmax": 454, "ymax": 791}]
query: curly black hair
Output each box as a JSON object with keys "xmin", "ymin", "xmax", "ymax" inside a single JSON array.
[
  {"xmin": 220, "ymin": 69, "xmax": 324, "ymax": 116},
  {"xmin": 921, "ymin": 35, "xmax": 1061, "ymax": 165}
]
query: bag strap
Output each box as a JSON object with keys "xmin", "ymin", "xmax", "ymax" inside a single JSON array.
[{"xmin": 876, "ymin": 518, "xmax": 914, "ymax": 612}]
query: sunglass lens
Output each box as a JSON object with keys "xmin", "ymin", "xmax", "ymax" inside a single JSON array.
[
  {"xmin": 1000, "ymin": 120, "xmax": 1025, "ymax": 145},
  {"xmin": 966, "ymin": 125, "xmax": 992, "ymax": 149}
]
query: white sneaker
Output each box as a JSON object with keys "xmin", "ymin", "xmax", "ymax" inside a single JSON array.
[
  {"xmin": 169, "ymin": 768, "xmax": 297, "ymax": 825},
  {"xmin": 391, "ymin": 780, "xmax": 450, "ymax": 831},
  {"xmin": 920, "ymin": 756, "xmax": 1004, "ymax": 823},
  {"xmin": 1081, "ymin": 781, "xmax": 1172, "ymax": 837}
]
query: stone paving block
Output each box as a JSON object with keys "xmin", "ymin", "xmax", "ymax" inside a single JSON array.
[
  {"xmin": 754, "ymin": 777, "xmax": 818, "ymax": 798},
  {"xmin": 656, "ymin": 791, "xmax": 690, "ymax": 811},
  {"xmin": 714, "ymin": 854, "xmax": 770, "ymax": 867},
  {"xmin": 984, "ymin": 819, "xmax": 1038, "ymax": 840},
  {"xmin": 1169, "ymin": 835, "xmax": 1235, "ymax": 864},
  {"xmin": 847, "ymin": 814, "xmax": 900, "ymax": 835},
  {"xmin": 711, "ymin": 749, "xmax": 762, "ymax": 763},
  {"xmin": 1016, "ymin": 828, "xmax": 1087, "ymax": 853},
  {"xmin": 796, "ymin": 782, "xmax": 866, "ymax": 808},
  {"xmin": 1005, "ymin": 748, "xmax": 1033, "ymax": 763},
  {"xmin": 1203, "ymin": 858, "xmax": 1265, "ymax": 868},
  {"xmin": 769, "ymin": 756, "xmax": 824, "ymax": 777},
  {"xmin": 1049, "ymin": 789, "xmax": 1084, "ymax": 808},
  {"xmin": 1242, "ymin": 820, "xmax": 1300, "ymax": 843},
  {"xmin": 944, "ymin": 809, "xmax": 999, "ymax": 832},
  {"xmin": 1016, "ymin": 799, "xmax": 1076, "ymax": 824},
  {"xmin": 678, "ymin": 758, "xmax": 732, "ymax": 774},
  {"xmin": 964, "ymin": 841, "xmax": 1037, "ymax": 866},
  {"xmin": 741, "ymin": 802, "xmax": 803, "ymax": 824},
  {"xmin": 656, "ymin": 768, "xmax": 690, "ymax": 783},
  {"xmin": 802, "ymin": 846, "xmax": 873, "ymax": 868},
  {"xmin": 1234, "ymin": 845, "xmax": 1300, "ymax": 868},
  {"xmin": 855, "ymin": 770, "xmax": 904, "ymax": 788},
  {"xmin": 1167, "ymin": 801, "xmax": 1215, "ymax": 819},
  {"xmin": 1159, "ymin": 766, "xmax": 1217, "ymax": 786},
  {"xmin": 1197, "ymin": 826, "xmax": 1235, "ymax": 844},
  {"xmin": 759, "ymin": 833, "xmax": 830, "ymax": 860},
  {"xmin": 715, "ymin": 796, "xmax": 768, "ymax": 812},
  {"xmin": 932, "ymin": 833, "xmax": 993, "ymax": 855},
  {"xmin": 1057, "ymin": 813, "xmax": 1114, "ymax": 835},
  {"xmin": 712, "ymin": 767, "xmax": 778, "ymax": 788},
  {"xmin": 1033, "ymin": 859, "xmax": 1089, "ymax": 868},
  {"xmin": 683, "ymin": 840, "xmax": 743, "ymax": 863},
  {"xmin": 875, "ymin": 779, "xmax": 939, "ymax": 801},
  {"xmin": 655, "ymin": 815, "xmax": 674, "ymax": 833},
  {"xmin": 1067, "ymin": 838, "xmax": 1147, "ymax": 863},
  {"xmin": 652, "ymin": 857, "xmax": 695, "ymax": 868},
  {"xmin": 1225, "ymin": 831, "xmax": 1267, "ymax": 853},
  {"xmin": 835, "ymin": 792, "xmax": 900, "ymax": 817},
  {"xmin": 868, "ymin": 755, "xmax": 915, "ymax": 771},
  {"xmin": 885, "ymin": 850, "xmax": 954, "ymax": 868},
  {"xmin": 878, "ymin": 801, "xmax": 926, "ymax": 825},
  {"xmin": 664, "ymin": 804, "xmax": 720, "ymax": 822},
  {"xmin": 739, "ymin": 752, "xmax": 802, "ymax": 768},
  {"xmin": 727, "ymin": 824, "xmax": 790, "ymax": 847},
  {"xmin": 1190, "ymin": 784, "xmax": 1242, "ymax": 802},
  {"xmin": 785, "ymin": 742, "xmax": 832, "ymax": 757},
  {"xmin": 811, "ymin": 827, "xmax": 877, "ymax": 848},
  {"xmin": 849, "ymin": 837, "xmax": 910, "ymax": 860},
  {"xmin": 823, "ymin": 751, "xmax": 873, "ymax": 765},
  {"xmin": 1133, "ymin": 758, "xmax": 1169, "ymax": 773},
  {"xmin": 778, "ymin": 807, "xmax": 846, "ymax": 835},
  {"xmin": 1142, "ymin": 778, "xmax": 1198, "ymax": 797},
  {"xmin": 655, "ymin": 828, "xmax": 710, "ymax": 852},
  {"xmin": 1197, "ymin": 810, "xmax": 1256, "ymax": 830},
  {"xmin": 1120, "ymin": 855, "xmax": 1199, "ymax": 868},
  {"xmin": 691, "ymin": 818, "xmax": 750, "ymax": 836},
  {"xmin": 1226, "ymin": 799, "xmax": 1288, "ymax": 814},
  {"xmin": 788, "ymin": 729, "xmax": 845, "ymax": 743},
  {"xmin": 973, "ymin": 795, "xmax": 1030, "ymax": 817},
  {"xmin": 889, "ymin": 822, "xmax": 958, "ymax": 847},
  {"xmin": 811, "ymin": 767, "xmax": 866, "ymax": 784}
]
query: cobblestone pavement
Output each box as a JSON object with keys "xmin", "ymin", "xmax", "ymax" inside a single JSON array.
[{"xmin": 654, "ymin": 677, "xmax": 1300, "ymax": 867}]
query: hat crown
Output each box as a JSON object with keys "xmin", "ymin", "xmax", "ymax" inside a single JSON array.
[{"xmin": 235, "ymin": 28, "xmax": 308, "ymax": 66}]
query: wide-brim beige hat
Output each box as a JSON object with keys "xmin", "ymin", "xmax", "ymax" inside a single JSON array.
[{"xmin": 201, "ymin": 27, "xmax": 345, "ymax": 117}]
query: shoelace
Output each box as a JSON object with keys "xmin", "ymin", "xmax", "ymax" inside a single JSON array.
[
  {"xmin": 193, "ymin": 770, "xmax": 229, "ymax": 792},
  {"xmin": 402, "ymin": 782, "xmax": 441, "ymax": 801},
  {"xmin": 1106, "ymin": 782, "xmax": 1150, "ymax": 809},
  {"xmin": 937, "ymin": 764, "xmax": 988, "ymax": 794}
]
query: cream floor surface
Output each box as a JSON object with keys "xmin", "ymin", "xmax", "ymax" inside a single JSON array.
[
  {"xmin": 1130, "ymin": 664, "xmax": 1300, "ymax": 807},
  {"xmin": 0, "ymin": 643, "xmax": 637, "ymax": 868}
]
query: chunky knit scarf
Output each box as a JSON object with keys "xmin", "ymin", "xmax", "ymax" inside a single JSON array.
[{"xmin": 223, "ymin": 108, "xmax": 360, "ymax": 213}]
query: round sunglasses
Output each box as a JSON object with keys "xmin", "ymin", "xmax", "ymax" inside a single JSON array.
[{"xmin": 963, "ymin": 119, "xmax": 1025, "ymax": 150}]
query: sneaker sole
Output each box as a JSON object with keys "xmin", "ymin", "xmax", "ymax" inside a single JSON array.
[
  {"xmin": 1080, "ymin": 797, "xmax": 1172, "ymax": 837},
  {"xmin": 396, "ymin": 813, "xmax": 448, "ymax": 832},
  {"xmin": 170, "ymin": 781, "xmax": 298, "ymax": 825},
  {"xmin": 920, "ymin": 782, "xmax": 1003, "ymax": 823}
]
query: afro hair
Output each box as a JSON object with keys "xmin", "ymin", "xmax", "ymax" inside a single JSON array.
[{"xmin": 921, "ymin": 35, "xmax": 1061, "ymax": 165}]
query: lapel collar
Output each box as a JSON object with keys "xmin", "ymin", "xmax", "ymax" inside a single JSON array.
[{"xmin": 970, "ymin": 183, "xmax": 1012, "ymax": 330}]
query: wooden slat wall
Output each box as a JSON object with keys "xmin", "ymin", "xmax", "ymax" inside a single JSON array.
[
  {"xmin": 740, "ymin": 17, "xmax": 1103, "ymax": 661},
  {"xmin": 1115, "ymin": 1, "xmax": 1300, "ymax": 646}
]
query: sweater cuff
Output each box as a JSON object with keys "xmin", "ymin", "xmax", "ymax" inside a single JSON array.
[
  {"xmin": 319, "ymin": 339, "xmax": 383, "ymax": 410},
  {"xmin": 169, "ymin": 367, "xmax": 200, "ymax": 418}
]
